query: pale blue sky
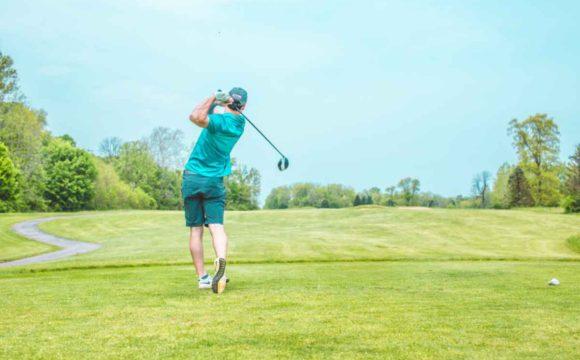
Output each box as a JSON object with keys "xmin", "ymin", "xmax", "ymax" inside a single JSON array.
[{"xmin": 1, "ymin": 0, "xmax": 579, "ymax": 200}]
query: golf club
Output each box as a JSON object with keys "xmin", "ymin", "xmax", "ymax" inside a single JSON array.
[{"xmin": 229, "ymin": 101, "xmax": 289, "ymax": 171}]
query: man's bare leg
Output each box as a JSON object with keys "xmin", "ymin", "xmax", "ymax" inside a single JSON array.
[
  {"xmin": 208, "ymin": 224, "xmax": 227, "ymax": 259},
  {"xmin": 189, "ymin": 226, "xmax": 206, "ymax": 277}
]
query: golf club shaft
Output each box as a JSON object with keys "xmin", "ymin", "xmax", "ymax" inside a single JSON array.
[{"xmin": 238, "ymin": 112, "xmax": 286, "ymax": 159}]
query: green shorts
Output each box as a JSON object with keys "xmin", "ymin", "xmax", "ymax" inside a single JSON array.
[{"xmin": 182, "ymin": 171, "xmax": 226, "ymax": 227}]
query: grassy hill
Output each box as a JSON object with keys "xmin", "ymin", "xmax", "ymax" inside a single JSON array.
[
  {"xmin": 1, "ymin": 208, "xmax": 579, "ymax": 359},
  {"xmin": 26, "ymin": 207, "xmax": 580, "ymax": 269}
]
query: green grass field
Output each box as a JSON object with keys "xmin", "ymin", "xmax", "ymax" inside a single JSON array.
[
  {"xmin": 32, "ymin": 207, "xmax": 580, "ymax": 268},
  {"xmin": 0, "ymin": 213, "xmax": 57, "ymax": 262},
  {"xmin": 1, "ymin": 207, "xmax": 579, "ymax": 359}
]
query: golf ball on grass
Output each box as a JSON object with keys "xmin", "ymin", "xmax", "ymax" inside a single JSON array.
[{"xmin": 548, "ymin": 278, "xmax": 560, "ymax": 286}]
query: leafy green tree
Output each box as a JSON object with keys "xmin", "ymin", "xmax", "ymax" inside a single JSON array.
[
  {"xmin": 398, "ymin": 178, "xmax": 412, "ymax": 204},
  {"xmin": 385, "ymin": 186, "xmax": 396, "ymax": 206},
  {"xmin": 509, "ymin": 114, "xmax": 561, "ymax": 206},
  {"xmin": 491, "ymin": 163, "xmax": 512, "ymax": 209},
  {"xmin": 115, "ymin": 141, "xmax": 160, "ymax": 200},
  {"xmin": 0, "ymin": 102, "xmax": 48, "ymax": 210},
  {"xmin": 264, "ymin": 186, "xmax": 291, "ymax": 209},
  {"xmin": 0, "ymin": 142, "xmax": 20, "ymax": 212},
  {"xmin": 367, "ymin": 187, "xmax": 382, "ymax": 204},
  {"xmin": 154, "ymin": 169, "xmax": 182, "ymax": 210},
  {"xmin": 507, "ymin": 167, "xmax": 533, "ymax": 208},
  {"xmin": 0, "ymin": 51, "xmax": 21, "ymax": 102},
  {"xmin": 57, "ymin": 134, "xmax": 76, "ymax": 146},
  {"xmin": 290, "ymin": 183, "xmax": 321, "ymax": 208},
  {"xmin": 43, "ymin": 139, "xmax": 97, "ymax": 211},
  {"xmin": 398, "ymin": 177, "xmax": 420, "ymax": 205},
  {"xmin": 353, "ymin": 194, "xmax": 362, "ymax": 206},
  {"xmin": 411, "ymin": 180, "xmax": 420, "ymax": 202}
]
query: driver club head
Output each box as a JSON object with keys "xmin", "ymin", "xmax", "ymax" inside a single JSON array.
[{"xmin": 277, "ymin": 157, "xmax": 289, "ymax": 171}]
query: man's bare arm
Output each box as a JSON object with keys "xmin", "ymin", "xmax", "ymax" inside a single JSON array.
[{"xmin": 189, "ymin": 95, "xmax": 216, "ymax": 128}]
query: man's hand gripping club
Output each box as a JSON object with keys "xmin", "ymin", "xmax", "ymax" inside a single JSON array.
[{"xmin": 189, "ymin": 90, "xmax": 232, "ymax": 128}]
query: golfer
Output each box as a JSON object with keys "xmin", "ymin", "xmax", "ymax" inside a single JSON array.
[{"xmin": 183, "ymin": 87, "xmax": 247, "ymax": 294}]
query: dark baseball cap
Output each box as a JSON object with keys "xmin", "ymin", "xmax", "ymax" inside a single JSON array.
[{"xmin": 229, "ymin": 87, "xmax": 248, "ymax": 106}]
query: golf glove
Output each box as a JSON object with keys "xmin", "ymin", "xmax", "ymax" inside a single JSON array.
[{"xmin": 214, "ymin": 90, "xmax": 232, "ymax": 105}]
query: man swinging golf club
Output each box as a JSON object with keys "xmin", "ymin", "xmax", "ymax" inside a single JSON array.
[{"xmin": 184, "ymin": 87, "xmax": 247, "ymax": 294}]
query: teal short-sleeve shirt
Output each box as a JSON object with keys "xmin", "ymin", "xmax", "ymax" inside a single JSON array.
[{"xmin": 185, "ymin": 113, "xmax": 245, "ymax": 177}]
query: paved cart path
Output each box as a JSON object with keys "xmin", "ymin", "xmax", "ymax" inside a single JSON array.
[{"xmin": 0, "ymin": 217, "xmax": 100, "ymax": 268}]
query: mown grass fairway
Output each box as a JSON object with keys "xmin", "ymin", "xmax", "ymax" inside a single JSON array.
[
  {"xmin": 35, "ymin": 207, "xmax": 580, "ymax": 268},
  {"xmin": 1, "ymin": 208, "xmax": 579, "ymax": 359}
]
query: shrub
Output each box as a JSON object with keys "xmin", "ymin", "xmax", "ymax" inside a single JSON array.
[
  {"xmin": 566, "ymin": 234, "xmax": 580, "ymax": 253},
  {"xmin": 0, "ymin": 142, "xmax": 20, "ymax": 212},
  {"xmin": 91, "ymin": 157, "xmax": 156, "ymax": 210},
  {"xmin": 562, "ymin": 195, "xmax": 580, "ymax": 214}
]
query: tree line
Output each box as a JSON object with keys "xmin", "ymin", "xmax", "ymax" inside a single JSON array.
[
  {"xmin": 264, "ymin": 116, "xmax": 578, "ymax": 213},
  {"xmin": 0, "ymin": 51, "xmax": 260, "ymax": 213},
  {"xmin": 1, "ymin": 50, "xmax": 578, "ymax": 213},
  {"xmin": 264, "ymin": 179, "xmax": 460, "ymax": 209}
]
